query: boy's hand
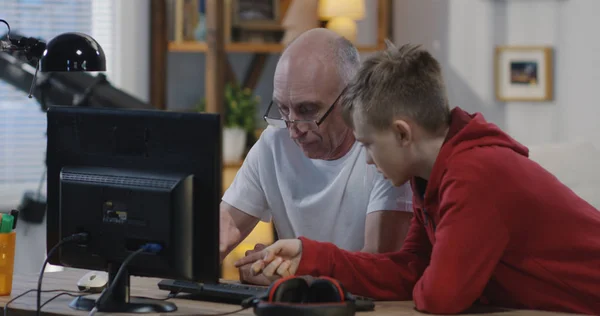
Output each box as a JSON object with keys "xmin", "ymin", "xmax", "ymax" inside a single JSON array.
[{"xmin": 234, "ymin": 239, "xmax": 303, "ymax": 282}]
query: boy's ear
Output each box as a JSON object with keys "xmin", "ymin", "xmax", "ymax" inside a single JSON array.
[{"xmin": 392, "ymin": 119, "xmax": 412, "ymax": 147}]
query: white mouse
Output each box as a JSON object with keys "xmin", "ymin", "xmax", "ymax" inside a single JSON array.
[{"xmin": 77, "ymin": 271, "xmax": 109, "ymax": 293}]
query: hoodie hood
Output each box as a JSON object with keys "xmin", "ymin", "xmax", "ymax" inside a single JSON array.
[
  {"xmin": 442, "ymin": 107, "xmax": 528, "ymax": 158},
  {"xmin": 416, "ymin": 107, "xmax": 529, "ymax": 202}
]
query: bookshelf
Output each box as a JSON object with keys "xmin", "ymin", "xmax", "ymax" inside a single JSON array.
[
  {"xmin": 149, "ymin": 0, "xmax": 392, "ymax": 111},
  {"xmin": 168, "ymin": 41, "xmax": 386, "ymax": 53},
  {"xmin": 168, "ymin": 41, "xmax": 285, "ymax": 53}
]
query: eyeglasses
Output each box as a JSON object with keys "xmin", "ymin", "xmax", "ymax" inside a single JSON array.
[{"xmin": 263, "ymin": 88, "xmax": 345, "ymax": 132}]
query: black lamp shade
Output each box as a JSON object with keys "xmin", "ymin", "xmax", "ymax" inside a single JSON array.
[{"xmin": 39, "ymin": 32, "xmax": 106, "ymax": 72}]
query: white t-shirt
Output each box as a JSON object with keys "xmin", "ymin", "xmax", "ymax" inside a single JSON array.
[{"xmin": 222, "ymin": 127, "xmax": 413, "ymax": 251}]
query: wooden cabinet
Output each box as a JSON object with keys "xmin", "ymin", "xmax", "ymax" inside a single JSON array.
[{"xmin": 221, "ymin": 162, "xmax": 274, "ymax": 280}]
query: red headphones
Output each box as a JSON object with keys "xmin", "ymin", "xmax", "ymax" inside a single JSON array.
[{"xmin": 242, "ymin": 276, "xmax": 365, "ymax": 316}]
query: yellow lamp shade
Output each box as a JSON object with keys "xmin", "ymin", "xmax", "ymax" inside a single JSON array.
[
  {"xmin": 326, "ymin": 17, "xmax": 358, "ymax": 43},
  {"xmin": 318, "ymin": 0, "xmax": 365, "ymax": 20}
]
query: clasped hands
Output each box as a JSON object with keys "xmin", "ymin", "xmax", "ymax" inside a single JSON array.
[
  {"xmin": 234, "ymin": 239, "xmax": 304, "ymax": 284},
  {"xmin": 220, "ymin": 211, "xmax": 304, "ymax": 285}
]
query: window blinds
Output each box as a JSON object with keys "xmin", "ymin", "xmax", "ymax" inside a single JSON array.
[{"xmin": 0, "ymin": 0, "xmax": 115, "ymax": 211}]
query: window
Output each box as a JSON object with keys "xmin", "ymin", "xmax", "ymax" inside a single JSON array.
[{"xmin": 0, "ymin": 0, "xmax": 115, "ymax": 211}]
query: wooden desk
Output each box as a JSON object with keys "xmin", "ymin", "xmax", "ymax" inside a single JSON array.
[{"xmin": 0, "ymin": 269, "xmax": 572, "ymax": 316}]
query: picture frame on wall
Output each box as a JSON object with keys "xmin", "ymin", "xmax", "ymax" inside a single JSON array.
[{"xmin": 495, "ymin": 46, "xmax": 553, "ymax": 102}]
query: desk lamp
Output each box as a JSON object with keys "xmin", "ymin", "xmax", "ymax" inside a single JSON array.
[
  {"xmin": 0, "ymin": 18, "xmax": 106, "ymax": 95},
  {"xmin": 318, "ymin": 0, "xmax": 365, "ymax": 43}
]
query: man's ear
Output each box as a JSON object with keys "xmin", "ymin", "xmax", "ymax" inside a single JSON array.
[{"xmin": 391, "ymin": 119, "xmax": 411, "ymax": 147}]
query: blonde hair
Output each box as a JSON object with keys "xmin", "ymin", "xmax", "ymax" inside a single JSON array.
[{"xmin": 341, "ymin": 41, "xmax": 450, "ymax": 133}]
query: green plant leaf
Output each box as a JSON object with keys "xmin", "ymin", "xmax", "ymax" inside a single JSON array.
[{"xmin": 194, "ymin": 82, "xmax": 258, "ymax": 134}]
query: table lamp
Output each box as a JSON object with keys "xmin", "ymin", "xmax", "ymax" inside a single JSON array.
[
  {"xmin": 39, "ymin": 32, "xmax": 106, "ymax": 72},
  {"xmin": 1, "ymin": 19, "xmax": 105, "ymax": 71},
  {"xmin": 1, "ymin": 19, "xmax": 106, "ymax": 96},
  {"xmin": 318, "ymin": 0, "xmax": 365, "ymax": 43}
]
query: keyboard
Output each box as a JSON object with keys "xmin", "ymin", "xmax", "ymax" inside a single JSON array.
[
  {"xmin": 157, "ymin": 279, "xmax": 375, "ymax": 311},
  {"xmin": 158, "ymin": 279, "xmax": 268, "ymax": 304}
]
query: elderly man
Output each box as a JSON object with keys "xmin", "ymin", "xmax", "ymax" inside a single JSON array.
[{"xmin": 220, "ymin": 28, "xmax": 413, "ymax": 285}]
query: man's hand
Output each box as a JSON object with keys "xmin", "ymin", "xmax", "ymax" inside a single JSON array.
[
  {"xmin": 238, "ymin": 244, "xmax": 272, "ymax": 286},
  {"xmin": 234, "ymin": 239, "xmax": 303, "ymax": 282}
]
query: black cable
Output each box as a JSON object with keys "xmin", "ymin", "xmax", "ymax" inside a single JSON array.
[
  {"xmin": 40, "ymin": 292, "xmax": 89, "ymax": 309},
  {"xmin": 4, "ymin": 289, "xmax": 82, "ymax": 316},
  {"xmin": 36, "ymin": 167, "xmax": 46, "ymax": 200},
  {"xmin": 36, "ymin": 233, "xmax": 89, "ymax": 316},
  {"xmin": 27, "ymin": 59, "xmax": 40, "ymax": 98}
]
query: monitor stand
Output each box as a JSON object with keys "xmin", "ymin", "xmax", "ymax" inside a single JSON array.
[{"xmin": 69, "ymin": 264, "xmax": 177, "ymax": 313}]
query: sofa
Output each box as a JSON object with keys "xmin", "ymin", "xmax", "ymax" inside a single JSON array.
[{"xmin": 527, "ymin": 142, "xmax": 600, "ymax": 209}]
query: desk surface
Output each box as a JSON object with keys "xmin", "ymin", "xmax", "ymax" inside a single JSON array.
[{"xmin": 0, "ymin": 269, "xmax": 572, "ymax": 316}]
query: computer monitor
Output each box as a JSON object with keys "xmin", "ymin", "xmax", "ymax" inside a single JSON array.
[{"xmin": 45, "ymin": 106, "xmax": 222, "ymax": 313}]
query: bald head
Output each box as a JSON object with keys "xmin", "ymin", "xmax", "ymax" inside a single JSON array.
[{"xmin": 277, "ymin": 28, "xmax": 360, "ymax": 87}]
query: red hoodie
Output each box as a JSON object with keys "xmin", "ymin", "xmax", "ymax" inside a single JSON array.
[{"xmin": 295, "ymin": 107, "xmax": 600, "ymax": 315}]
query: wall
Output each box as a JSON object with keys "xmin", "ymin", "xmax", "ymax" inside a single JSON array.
[{"xmin": 394, "ymin": 0, "xmax": 600, "ymax": 147}]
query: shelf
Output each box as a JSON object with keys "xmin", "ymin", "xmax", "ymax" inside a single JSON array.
[
  {"xmin": 224, "ymin": 160, "xmax": 243, "ymax": 168},
  {"xmin": 169, "ymin": 41, "xmax": 284, "ymax": 53},
  {"xmin": 356, "ymin": 44, "xmax": 386, "ymax": 53},
  {"xmin": 168, "ymin": 41, "xmax": 385, "ymax": 54}
]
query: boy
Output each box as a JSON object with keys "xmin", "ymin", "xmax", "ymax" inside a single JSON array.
[{"xmin": 234, "ymin": 43, "xmax": 600, "ymax": 315}]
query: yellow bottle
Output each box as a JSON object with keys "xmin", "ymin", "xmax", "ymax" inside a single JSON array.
[{"xmin": 0, "ymin": 231, "xmax": 16, "ymax": 295}]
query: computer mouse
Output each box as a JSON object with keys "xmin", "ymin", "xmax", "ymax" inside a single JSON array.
[{"xmin": 77, "ymin": 271, "xmax": 108, "ymax": 293}]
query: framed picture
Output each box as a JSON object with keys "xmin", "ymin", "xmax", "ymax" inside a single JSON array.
[
  {"xmin": 495, "ymin": 46, "xmax": 553, "ymax": 101},
  {"xmin": 232, "ymin": 0, "xmax": 281, "ymax": 28}
]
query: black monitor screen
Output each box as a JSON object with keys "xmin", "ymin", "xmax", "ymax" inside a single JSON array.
[{"xmin": 46, "ymin": 106, "xmax": 221, "ymax": 284}]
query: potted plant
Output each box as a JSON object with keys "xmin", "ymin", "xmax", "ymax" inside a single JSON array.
[{"xmin": 196, "ymin": 83, "xmax": 259, "ymax": 164}]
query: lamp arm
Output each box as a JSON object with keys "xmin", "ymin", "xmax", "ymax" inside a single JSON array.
[
  {"xmin": 0, "ymin": 19, "xmax": 46, "ymax": 61},
  {"xmin": 9, "ymin": 36, "xmax": 46, "ymax": 61}
]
